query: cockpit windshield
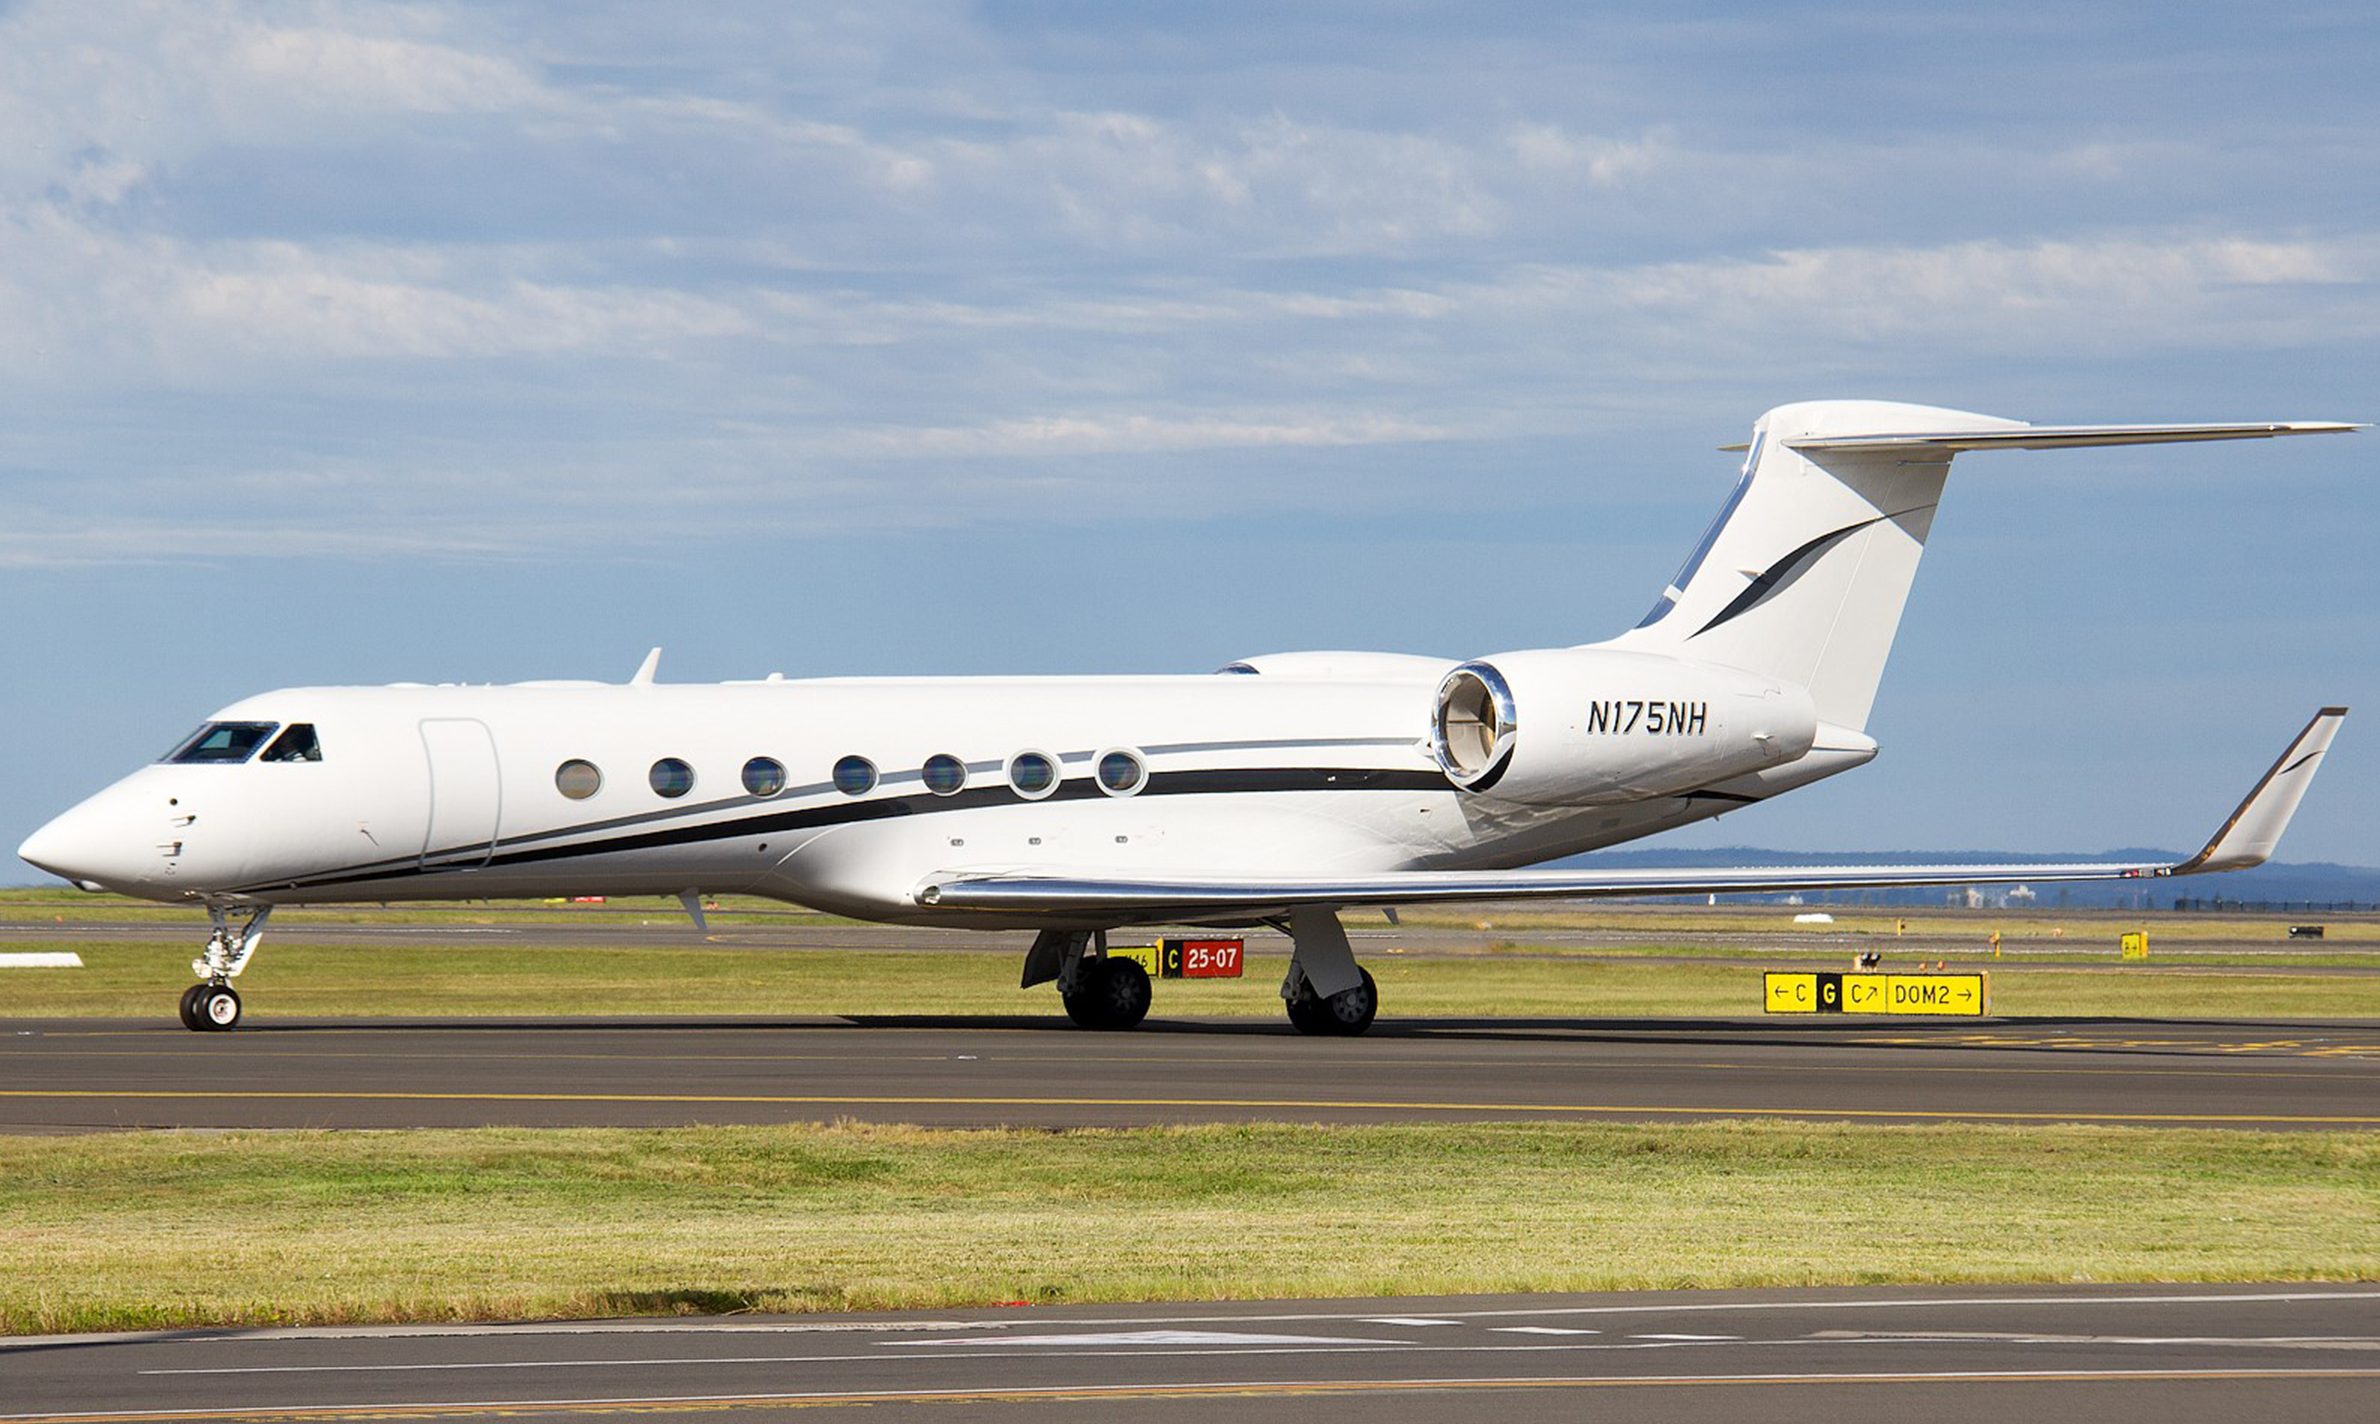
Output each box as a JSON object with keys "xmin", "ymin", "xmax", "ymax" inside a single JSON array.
[{"xmin": 163, "ymin": 722, "xmax": 279, "ymax": 764}]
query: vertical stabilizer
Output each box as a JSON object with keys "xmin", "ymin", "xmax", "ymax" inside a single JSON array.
[
  {"xmin": 1609, "ymin": 400, "xmax": 2007, "ymax": 731},
  {"xmin": 1606, "ymin": 402, "xmax": 2354, "ymax": 731}
]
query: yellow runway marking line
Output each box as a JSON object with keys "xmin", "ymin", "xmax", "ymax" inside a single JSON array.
[
  {"xmin": 9, "ymin": 1368, "xmax": 2380, "ymax": 1421},
  {"xmin": 1, "ymin": 1089, "xmax": 2377, "ymax": 1125}
]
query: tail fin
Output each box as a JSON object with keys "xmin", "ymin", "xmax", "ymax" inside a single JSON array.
[{"xmin": 1608, "ymin": 400, "xmax": 2354, "ymax": 731}]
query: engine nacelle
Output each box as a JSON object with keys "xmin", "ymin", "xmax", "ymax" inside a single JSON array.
[{"xmin": 1431, "ymin": 648, "xmax": 1818, "ymax": 804}]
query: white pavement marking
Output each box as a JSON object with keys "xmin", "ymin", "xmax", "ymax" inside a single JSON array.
[
  {"xmin": 1495, "ymin": 1326, "xmax": 1601, "ymax": 1335},
  {"xmin": 889, "ymin": 1330, "xmax": 1398, "ymax": 1348},
  {"xmin": 1364, "ymin": 1317, "xmax": 1463, "ymax": 1326},
  {"xmin": 1631, "ymin": 1333, "xmax": 1740, "ymax": 1341}
]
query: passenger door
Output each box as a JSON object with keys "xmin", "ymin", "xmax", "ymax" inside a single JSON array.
[{"xmin": 419, "ymin": 719, "xmax": 502, "ymax": 871}]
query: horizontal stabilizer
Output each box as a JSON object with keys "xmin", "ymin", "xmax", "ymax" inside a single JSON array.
[
  {"xmin": 915, "ymin": 708, "xmax": 2345, "ymax": 920},
  {"xmin": 1788, "ymin": 422, "xmax": 2359, "ymax": 456}
]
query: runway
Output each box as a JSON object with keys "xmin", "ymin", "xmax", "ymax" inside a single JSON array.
[
  {"xmin": 5, "ymin": 1284, "xmax": 2374, "ymax": 1422},
  {"xmin": 4, "ymin": 1014, "xmax": 2376, "ymax": 1132}
]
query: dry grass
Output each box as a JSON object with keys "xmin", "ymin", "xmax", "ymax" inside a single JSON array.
[{"xmin": 2, "ymin": 1120, "xmax": 2373, "ymax": 1335}]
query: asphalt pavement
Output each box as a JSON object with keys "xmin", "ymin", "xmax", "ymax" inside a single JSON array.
[
  {"xmin": 2, "ymin": 1012, "xmax": 2375, "ymax": 1132},
  {"xmin": 5, "ymin": 1284, "xmax": 2373, "ymax": 1422}
]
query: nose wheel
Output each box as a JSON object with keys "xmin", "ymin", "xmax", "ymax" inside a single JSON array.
[
  {"xmin": 178, "ymin": 904, "xmax": 268, "ymax": 1032},
  {"xmin": 178, "ymin": 982, "xmax": 242, "ymax": 1031}
]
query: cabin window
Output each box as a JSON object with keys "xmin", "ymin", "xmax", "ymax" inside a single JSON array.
[
  {"xmin": 832, "ymin": 755, "xmax": 878, "ymax": 796},
  {"xmin": 1007, "ymin": 750, "xmax": 1058, "ymax": 799},
  {"xmin": 649, "ymin": 758, "xmax": 695, "ymax": 798},
  {"xmin": 921, "ymin": 754, "xmax": 967, "ymax": 796},
  {"xmin": 260, "ymin": 724, "xmax": 322, "ymax": 763},
  {"xmin": 1096, "ymin": 749, "xmax": 1146, "ymax": 796},
  {"xmin": 555, "ymin": 760, "xmax": 603, "ymax": 799},
  {"xmin": 164, "ymin": 722, "xmax": 278, "ymax": 764},
  {"xmin": 742, "ymin": 757, "xmax": 787, "ymax": 797}
]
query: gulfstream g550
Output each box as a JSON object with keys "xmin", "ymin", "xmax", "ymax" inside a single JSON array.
[{"xmin": 18, "ymin": 401, "xmax": 2354, "ymax": 1034}]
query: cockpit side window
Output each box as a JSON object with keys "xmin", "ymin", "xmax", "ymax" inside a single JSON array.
[
  {"xmin": 260, "ymin": 724, "xmax": 322, "ymax": 763},
  {"xmin": 164, "ymin": 722, "xmax": 279, "ymax": 764}
]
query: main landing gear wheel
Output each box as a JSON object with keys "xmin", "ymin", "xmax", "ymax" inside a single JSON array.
[
  {"xmin": 1061, "ymin": 957, "xmax": 1152, "ymax": 1031},
  {"xmin": 194, "ymin": 984, "xmax": 242, "ymax": 1032},
  {"xmin": 177, "ymin": 983, "xmax": 207, "ymax": 1031},
  {"xmin": 1287, "ymin": 967, "xmax": 1378, "ymax": 1037}
]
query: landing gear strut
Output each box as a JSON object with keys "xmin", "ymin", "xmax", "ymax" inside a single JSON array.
[{"xmin": 179, "ymin": 904, "xmax": 269, "ymax": 1032}]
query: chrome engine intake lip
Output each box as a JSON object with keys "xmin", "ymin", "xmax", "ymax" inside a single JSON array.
[{"xmin": 1431, "ymin": 661, "xmax": 1518, "ymax": 787}]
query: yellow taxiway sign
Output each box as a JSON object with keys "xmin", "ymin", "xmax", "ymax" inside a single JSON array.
[{"xmin": 1765, "ymin": 971, "xmax": 1990, "ymax": 1016}]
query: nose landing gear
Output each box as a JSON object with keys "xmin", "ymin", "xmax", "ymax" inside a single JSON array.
[{"xmin": 179, "ymin": 904, "xmax": 269, "ymax": 1032}]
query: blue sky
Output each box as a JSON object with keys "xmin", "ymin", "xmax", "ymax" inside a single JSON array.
[{"xmin": 4, "ymin": 1, "xmax": 2375, "ymax": 876}]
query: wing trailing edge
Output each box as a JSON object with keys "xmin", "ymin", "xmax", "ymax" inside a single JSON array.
[{"xmin": 913, "ymin": 708, "xmax": 2345, "ymax": 920}]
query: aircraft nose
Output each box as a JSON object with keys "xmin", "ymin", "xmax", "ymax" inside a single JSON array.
[{"xmin": 18, "ymin": 805, "xmax": 122, "ymax": 891}]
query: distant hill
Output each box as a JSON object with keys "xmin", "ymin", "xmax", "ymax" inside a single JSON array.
[{"xmin": 1551, "ymin": 847, "xmax": 2380, "ymax": 910}]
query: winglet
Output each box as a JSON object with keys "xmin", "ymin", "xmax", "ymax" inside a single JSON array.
[
  {"xmin": 630, "ymin": 647, "xmax": 663, "ymax": 687},
  {"xmin": 2173, "ymin": 707, "xmax": 2348, "ymax": 874}
]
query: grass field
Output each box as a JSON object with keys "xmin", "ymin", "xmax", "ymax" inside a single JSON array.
[
  {"xmin": 4, "ymin": 893, "xmax": 2375, "ymax": 1338},
  {"xmin": 3, "ymin": 940, "xmax": 2378, "ymax": 1019},
  {"xmin": 3, "ymin": 1120, "xmax": 2374, "ymax": 1335}
]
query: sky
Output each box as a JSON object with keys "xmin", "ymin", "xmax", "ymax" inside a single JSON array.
[{"xmin": 3, "ymin": 0, "xmax": 2375, "ymax": 877}]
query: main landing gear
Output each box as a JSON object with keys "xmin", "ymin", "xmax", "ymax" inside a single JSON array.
[
  {"xmin": 178, "ymin": 904, "xmax": 270, "ymax": 1032},
  {"xmin": 1285, "ymin": 965, "xmax": 1378, "ymax": 1036},
  {"xmin": 1022, "ymin": 930, "xmax": 1155, "ymax": 1031},
  {"xmin": 1061, "ymin": 955, "xmax": 1153, "ymax": 1031},
  {"xmin": 1019, "ymin": 910, "xmax": 1382, "ymax": 1036},
  {"xmin": 1277, "ymin": 907, "xmax": 1377, "ymax": 1036}
]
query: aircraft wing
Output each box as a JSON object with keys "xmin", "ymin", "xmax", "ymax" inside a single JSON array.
[{"xmin": 914, "ymin": 708, "xmax": 2345, "ymax": 920}]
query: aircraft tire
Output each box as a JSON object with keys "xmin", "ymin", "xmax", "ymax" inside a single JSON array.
[
  {"xmin": 177, "ymin": 983, "xmax": 207, "ymax": 1032},
  {"xmin": 198, "ymin": 984, "xmax": 242, "ymax": 1032},
  {"xmin": 1288, "ymin": 968, "xmax": 1377, "ymax": 1036},
  {"xmin": 1093, "ymin": 958, "xmax": 1151, "ymax": 1030},
  {"xmin": 1322, "ymin": 967, "xmax": 1378, "ymax": 1036},
  {"xmin": 1061, "ymin": 958, "xmax": 1151, "ymax": 1030}
]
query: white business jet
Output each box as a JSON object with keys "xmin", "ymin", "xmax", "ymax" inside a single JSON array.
[{"xmin": 18, "ymin": 401, "xmax": 2354, "ymax": 1035}]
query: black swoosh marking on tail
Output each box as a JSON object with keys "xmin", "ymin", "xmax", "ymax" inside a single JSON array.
[{"xmin": 1688, "ymin": 518, "xmax": 1884, "ymax": 639}]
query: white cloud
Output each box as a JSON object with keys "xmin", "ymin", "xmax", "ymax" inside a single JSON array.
[
  {"xmin": 829, "ymin": 411, "xmax": 1459, "ymax": 459},
  {"xmin": 0, "ymin": 1, "xmax": 550, "ymax": 192},
  {"xmin": 1506, "ymin": 123, "xmax": 1673, "ymax": 185}
]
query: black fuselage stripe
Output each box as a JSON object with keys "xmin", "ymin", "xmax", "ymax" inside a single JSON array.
[
  {"xmin": 238, "ymin": 736, "xmax": 1432, "ymax": 888},
  {"xmin": 239, "ymin": 767, "xmax": 1455, "ymax": 894}
]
